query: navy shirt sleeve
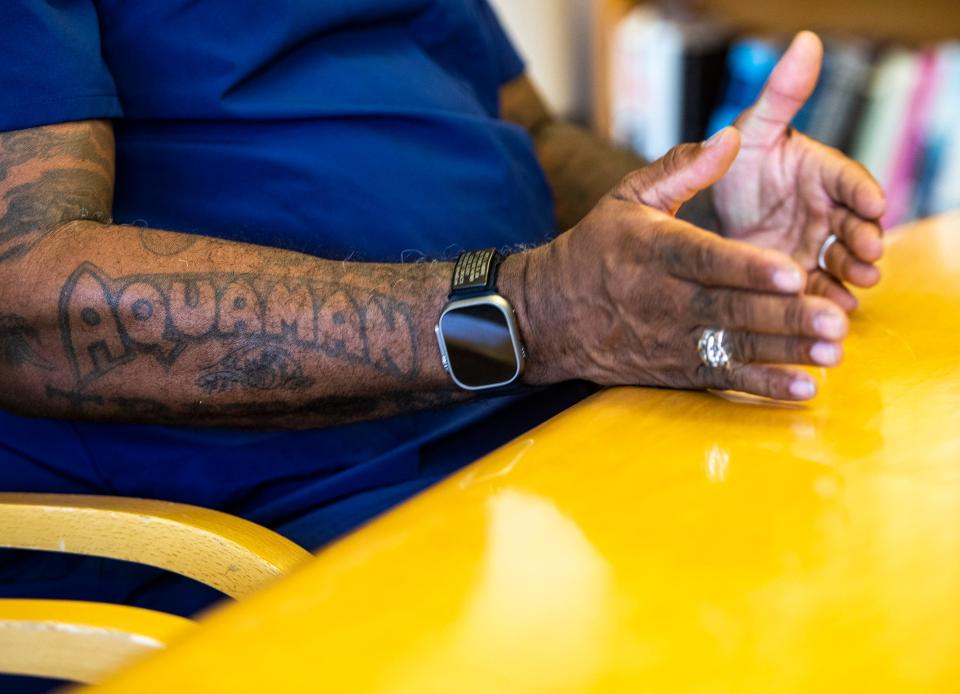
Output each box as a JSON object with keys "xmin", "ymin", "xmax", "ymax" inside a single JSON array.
[
  {"xmin": 473, "ymin": 0, "xmax": 526, "ymax": 86},
  {"xmin": 0, "ymin": 1, "xmax": 123, "ymax": 131}
]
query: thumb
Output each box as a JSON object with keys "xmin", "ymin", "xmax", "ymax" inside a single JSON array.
[
  {"xmin": 614, "ymin": 127, "xmax": 741, "ymax": 215},
  {"xmin": 737, "ymin": 31, "xmax": 823, "ymax": 146}
]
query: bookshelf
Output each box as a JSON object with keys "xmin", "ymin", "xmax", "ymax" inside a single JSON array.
[{"xmin": 592, "ymin": 0, "xmax": 960, "ymax": 134}]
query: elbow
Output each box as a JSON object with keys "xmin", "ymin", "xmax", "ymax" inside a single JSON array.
[
  {"xmin": 0, "ymin": 370, "xmax": 41, "ymax": 418},
  {"xmin": 0, "ymin": 391, "xmax": 29, "ymax": 420},
  {"xmin": 0, "ymin": 320, "xmax": 57, "ymax": 418},
  {"xmin": 0, "ymin": 264, "xmax": 73, "ymax": 420}
]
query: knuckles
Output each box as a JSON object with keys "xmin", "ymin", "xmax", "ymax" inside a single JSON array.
[{"xmin": 540, "ymin": 180, "xmax": 845, "ymax": 398}]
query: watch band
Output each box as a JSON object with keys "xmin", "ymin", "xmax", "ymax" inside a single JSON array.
[{"xmin": 450, "ymin": 248, "xmax": 503, "ymax": 298}]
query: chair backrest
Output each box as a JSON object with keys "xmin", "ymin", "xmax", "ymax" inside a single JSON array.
[
  {"xmin": 0, "ymin": 492, "xmax": 313, "ymax": 684},
  {"xmin": 0, "ymin": 599, "xmax": 197, "ymax": 684},
  {"xmin": 0, "ymin": 493, "xmax": 311, "ymax": 599}
]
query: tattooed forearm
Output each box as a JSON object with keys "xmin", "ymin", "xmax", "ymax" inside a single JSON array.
[
  {"xmin": 60, "ymin": 262, "xmax": 419, "ymax": 389},
  {"xmin": 45, "ymin": 386, "xmax": 173, "ymax": 417},
  {"xmin": 16, "ymin": 249, "xmax": 463, "ymax": 427},
  {"xmin": 196, "ymin": 345, "xmax": 314, "ymax": 395},
  {"xmin": 534, "ymin": 121, "xmax": 646, "ymax": 230},
  {"xmin": 45, "ymin": 384, "xmax": 465, "ymax": 429},
  {"xmin": 500, "ymin": 75, "xmax": 717, "ymax": 232},
  {"xmin": 1, "ymin": 120, "xmax": 467, "ymax": 429},
  {"xmin": 138, "ymin": 228, "xmax": 199, "ymax": 257},
  {"xmin": 534, "ymin": 121, "xmax": 719, "ymax": 232},
  {"xmin": 0, "ymin": 313, "xmax": 53, "ymax": 370},
  {"xmin": 500, "ymin": 77, "xmax": 642, "ymax": 229}
]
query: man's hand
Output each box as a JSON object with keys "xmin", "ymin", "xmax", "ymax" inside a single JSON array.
[
  {"xmin": 505, "ymin": 130, "xmax": 850, "ymax": 401},
  {"xmin": 713, "ymin": 31, "xmax": 887, "ymax": 312}
]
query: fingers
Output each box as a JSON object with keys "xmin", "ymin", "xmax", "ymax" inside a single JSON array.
[
  {"xmin": 821, "ymin": 233, "xmax": 881, "ymax": 288},
  {"xmin": 727, "ymin": 331, "xmax": 843, "ymax": 367},
  {"xmin": 831, "ymin": 206, "xmax": 884, "ymax": 263},
  {"xmin": 820, "ymin": 146, "xmax": 887, "ymax": 220},
  {"xmin": 690, "ymin": 288, "xmax": 848, "ymax": 340},
  {"xmin": 699, "ymin": 362, "xmax": 819, "ymax": 401},
  {"xmin": 814, "ymin": 193, "xmax": 884, "ymax": 295},
  {"xmin": 614, "ymin": 127, "xmax": 741, "ymax": 214},
  {"xmin": 736, "ymin": 31, "xmax": 823, "ymax": 146},
  {"xmin": 684, "ymin": 284, "xmax": 848, "ymax": 402},
  {"xmin": 662, "ymin": 224, "xmax": 806, "ymax": 294},
  {"xmin": 806, "ymin": 270, "xmax": 859, "ymax": 313}
]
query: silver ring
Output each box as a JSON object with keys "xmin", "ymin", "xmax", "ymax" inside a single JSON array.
[
  {"xmin": 817, "ymin": 234, "xmax": 839, "ymax": 273},
  {"xmin": 697, "ymin": 328, "xmax": 732, "ymax": 369}
]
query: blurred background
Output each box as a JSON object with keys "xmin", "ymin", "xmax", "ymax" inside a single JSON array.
[{"xmin": 490, "ymin": 0, "xmax": 960, "ymax": 226}]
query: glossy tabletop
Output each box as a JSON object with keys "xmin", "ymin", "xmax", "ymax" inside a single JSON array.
[{"xmin": 90, "ymin": 214, "xmax": 960, "ymax": 693}]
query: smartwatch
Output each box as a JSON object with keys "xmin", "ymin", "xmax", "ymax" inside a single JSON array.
[{"xmin": 434, "ymin": 249, "xmax": 526, "ymax": 391}]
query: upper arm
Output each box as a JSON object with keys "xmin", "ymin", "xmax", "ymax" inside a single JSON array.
[
  {"xmin": 0, "ymin": 120, "xmax": 115, "ymax": 266},
  {"xmin": 0, "ymin": 0, "xmax": 121, "ymax": 264},
  {"xmin": 499, "ymin": 74, "xmax": 554, "ymax": 137}
]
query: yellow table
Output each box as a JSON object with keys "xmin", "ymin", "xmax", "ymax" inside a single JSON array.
[{"xmin": 90, "ymin": 214, "xmax": 960, "ymax": 693}]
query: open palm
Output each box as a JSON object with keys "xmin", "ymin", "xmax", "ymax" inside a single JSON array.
[{"xmin": 713, "ymin": 32, "xmax": 886, "ymax": 311}]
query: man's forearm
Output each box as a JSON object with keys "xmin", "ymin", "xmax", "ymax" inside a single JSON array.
[
  {"xmin": 0, "ymin": 221, "xmax": 481, "ymax": 428},
  {"xmin": 532, "ymin": 119, "xmax": 649, "ymax": 230},
  {"xmin": 0, "ymin": 120, "xmax": 491, "ymax": 428},
  {"xmin": 500, "ymin": 76, "xmax": 717, "ymax": 232},
  {"xmin": 534, "ymin": 121, "xmax": 718, "ymax": 233}
]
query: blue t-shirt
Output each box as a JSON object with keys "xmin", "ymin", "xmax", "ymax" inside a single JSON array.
[{"xmin": 0, "ymin": 0, "xmax": 588, "ymax": 621}]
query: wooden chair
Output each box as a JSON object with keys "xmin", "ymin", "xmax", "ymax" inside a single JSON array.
[{"xmin": 0, "ymin": 493, "xmax": 311, "ymax": 684}]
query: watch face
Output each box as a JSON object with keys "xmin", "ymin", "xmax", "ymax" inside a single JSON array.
[{"xmin": 438, "ymin": 300, "xmax": 521, "ymax": 389}]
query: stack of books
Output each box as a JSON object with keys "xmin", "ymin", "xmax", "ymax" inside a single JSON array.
[{"xmin": 609, "ymin": 7, "xmax": 960, "ymax": 226}]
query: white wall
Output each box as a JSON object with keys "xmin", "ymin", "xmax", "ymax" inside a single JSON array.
[{"xmin": 487, "ymin": 0, "xmax": 594, "ymax": 120}]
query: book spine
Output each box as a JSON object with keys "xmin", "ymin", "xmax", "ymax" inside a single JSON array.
[{"xmin": 884, "ymin": 50, "xmax": 938, "ymax": 227}]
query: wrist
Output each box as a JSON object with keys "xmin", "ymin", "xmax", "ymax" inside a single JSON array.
[{"xmin": 497, "ymin": 248, "xmax": 560, "ymax": 385}]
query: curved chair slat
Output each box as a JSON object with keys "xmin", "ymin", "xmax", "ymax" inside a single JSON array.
[
  {"xmin": 0, "ymin": 493, "xmax": 311, "ymax": 599},
  {"xmin": 0, "ymin": 599, "xmax": 196, "ymax": 684}
]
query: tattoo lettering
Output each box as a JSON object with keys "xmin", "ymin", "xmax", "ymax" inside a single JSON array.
[
  {"xmin": 196, "ymin": 344, "xmax": 314, "ymax": 394},
  {"xmin": 59, "ymin": 263, "xmax": 419, "ymax": 390},
  {"xmin": 0, "ymin": 313, "xmax": 53, "ymax": 370}
]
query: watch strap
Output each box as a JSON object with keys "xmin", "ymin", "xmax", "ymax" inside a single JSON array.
[{"xmin": 450, "ymin": 248, "xmax": 503, "ymax": 299}]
